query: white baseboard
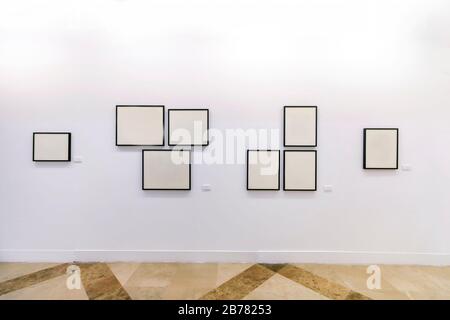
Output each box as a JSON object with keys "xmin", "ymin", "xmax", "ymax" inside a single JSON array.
[{"xmin": 1, "ymin": 249, "xmax": 450, "ymax": 265}]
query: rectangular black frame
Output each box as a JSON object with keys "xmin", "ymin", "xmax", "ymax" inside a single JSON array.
[
  {"xmin": 33, "ymin": 132, "xmax": 71, "ymax": 162},
  {"xmin": 142, "ymin": 149, "xmax": 191, "ymax": 190},
  {"xmin": 283, "ymin": 150, "xmax": 317, "ymax": 191},
  {"xmin": 283, "ymin": 106, "xmax": 318, "ymax": 147},
  {"xmin": 363, "ymin": 128, "xmax": 399, "ymax": 170},
  {"xmin": 167, "ymin": 108, "xmax": 210, "ymax": 147},
  {"xmin": 246, "ymin": 149, "xmax": 281, "ymax": 191},
  {"xmin": 116, "ymin": 105, "xmax": 165, "ymax": 146}
]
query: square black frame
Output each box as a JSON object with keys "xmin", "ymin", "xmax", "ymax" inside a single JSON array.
[
  {"xmin": 142, "ymin": 149, "xmax": 192, "ymax": 190},
  {"xmin": 116, "ymin": 105, "xmax": 165, "ymax": 146},
  {"xmin": 33, "ymin": 132, "xmax": 71, "ymax": 162},
  {"xmin": 363, "ymin": 128, "xmax": 399, "ymax": 170},
  {"xmin": 283, "ymin": 106, "xmax": 318, "ymax": 147},
  {"xmin": 246, "ymin": 149, "xmax": 281, "ymax": 191},
  {"xmin": 167, "ymin": 109, "xmax": 210, "ymax": 147},
  {"xmin": 283, "ymin": 150, "xmax": 317, "ymax": 191}
]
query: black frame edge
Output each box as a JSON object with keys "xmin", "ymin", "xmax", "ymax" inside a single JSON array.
[
  {"xmin": 283, "ymin": 106, "xmax": 318, "ymax": 148},
  {"xmin": 142, "ymin": 149, "xmax": 192, "ymax": 191},
  {"xmin": 283, "ymin": 149, "xmax": 317, "ymax": 191},
  {"xmin": 115, "ymin": 105, "xmax": 165, "ymax": 147},
  {"xmin": 32, "ymin": 132, "xmax": 72, "ymax": 162},
  {"xmin": 167, "ymin": 108, "xmax": 210, "ymax": 147}
]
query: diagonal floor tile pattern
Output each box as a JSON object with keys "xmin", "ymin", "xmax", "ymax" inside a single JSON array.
[
  {"xmin": 0, "ymin": 263, "xmax": 60, "ymax": 283},
  {"xmin": 0, "ymin": 275, "xmax": 89, "ymax": 300},
  {"xmin": 277, "ymin": 264, "xmax": 370, "ymax": 300},
  {"xmin": 201, "ymin": 264, "xmax": 275, "ymax": 300},
  {"xmin": 243, "ymin": 273, "xmax": 329, "ymax": 300},
  {"xmin": 79, "ymin": 263, "xmax": 131, "ymax": 300},
  {"xmin": 0, "ymin": 263, "xmax": 69, "ymax": 296},
  {"xmin": 1, "ymin": 262, "xmax": 450, "ymax": 300}
]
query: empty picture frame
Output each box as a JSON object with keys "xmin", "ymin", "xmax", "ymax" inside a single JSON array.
[
  {"xmin": 284, "ymin": 106, "xmax": 317, "ymax": 147},
  {"xmin": 363, "ymin": 128, "xmax": 399, "ymax": 169},
  {"xmin": 168, "ymin": 109, "xmax": 209, "ymax": 146},
  {"xmin": 33, "ymin": 132, "xmax": 71, "ymax": 162},
  {"xmin": 283, "ymin": 150, "xmax": 317, "ymax": 191},
  {"xmin": 247, "ymin": 150, "xmax": 280, "ymax": 191},
  {"xmin": 116, "ymin": 105, "xmax": 164, "ymax": 146},
  {"xmin": 142, "ymin": 149, "xmax": 191, "ymax": 190}
]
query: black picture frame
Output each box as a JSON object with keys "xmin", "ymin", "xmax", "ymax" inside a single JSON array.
[
  {"xmin": 283, "ymin": 150, "xmax": 317, "ymax": 191},
  {"xmin": 116, "ymin": 105, "xmax": 165, "ymax": 146},
  {"xmin": 283, "ymin": 106, "xmax": 318, "ymax": 147},
  {"xmin": 246, "ymin": 149, "xmax": 281, "ymax": 191},
  {"xmin": 33, "ymin": 132, "xmax": 71, "ymax": 162},
  {"xmin": 142, "ymin": 149, "xmax": 191, "ymax": 191},
  {"xmin": 167, "ymin": 109, "xmax": 210, "ymax": 147},
  {"xmin": 363, "ymin": 128, "xmax": 399, "ymax": 170}
]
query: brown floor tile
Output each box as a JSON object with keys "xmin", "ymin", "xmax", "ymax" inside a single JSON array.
[
  {"xmin": 0, "ymin": 263, "xmax": 68, "ymax": 296},
  {"xmin": 2, "ymin": 262, "xmax": 450, "ymax": 300},
  {"xmin": 278, "ymin": 264, "xmax": 370, "ymax": 300},
  {"xmin": 79, "ymin": 263, "xmax": 131, "ymax": 300},
  {"xmin": 201, "ymin": 264, "xmax": 274, "ymax": 300},
  {"xmin": 0, "ymin": 275, "xmax": 89, "ymax": 300},
  {"xmin": 243, "ymin": 273, "xmax": 329, "ymax": 300},
  {"xmin": 0, "ymin": 263, "xmax": 60, "ymax": 283},
  {"xmin": 260, "ymin": 264, "xmax": 287, "ymax": 273}
]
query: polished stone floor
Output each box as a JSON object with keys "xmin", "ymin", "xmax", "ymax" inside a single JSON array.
[{"xmin": 1, "ymin": 262, "xmax": 450, "ymax": 300}]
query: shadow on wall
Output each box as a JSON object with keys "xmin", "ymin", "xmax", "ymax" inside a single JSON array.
[
  {"xmin": 33, "ymin": 162, "xmax": 72, "ymax": 168},
  {"xmin": 115, "ymin": 146, "xmax": 167, "ymax": 153},
  {"xmin": 247, "ymin": 191, "xmax": 317, "ymax": 200},
  {"xmin": 363, "ymin": 171, "xmax": 399, "ymax": 177},
  {"xmin": 142, "ymin": 190, "xmax": 191, "ymax": 199}
]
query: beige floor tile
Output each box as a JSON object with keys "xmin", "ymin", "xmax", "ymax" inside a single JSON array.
[
  {"xmin": 278, "ymin": 264, "xmax": 368, "ymax": 300},
  {"xmin": 201, "ymin": 264, "xmax": 275, "ymax": 300},
  {"xmin": 295, "ymin": 264, "xmax": 374, "ymax": 291},
  {"xmin": 124, "ymin": 263, "xmax": 177, "ymax": 289},
  {"xmin": 380, "ymin": 265, "xmax": 450, "ymax": 300},
  {"xmin": 414, "ymin": 266, "xmax": 450, "ymax": 287},
  {"xmin": 0, "ymin": 275, "xmax": 88, "ymax": 300},
  {"xmin": 295, "ymin": 264, "xmax": 413, "ymax": 300},
  {"xmin": 124, "ymin": 263, "xmax": 220, "ymax": 300},
  {"xmin": 356, "ymin": 289, "xmax": 412, "ymax": 300},
  {"xmin": 216, "ymin": 263, "xmax": 253, "ymax": 286},
  {"xmin": 243, "ymin": 274, "xmax": 329, "ymax": 300},
  {"xmin": 2, "ymin": 262, "xmax": 449, "ymax": 300},
  {"xmin": 107, "ymin": 263, "xmax": 141, "ymax": 286},
  {"xmin": 0, "ymin": 263, "xmax": 59, "ymax": 283},
  {"xmin": 124, "ymin": 286, "xmax": 166, "ymax": 300},
  {"xmin": 162, "ymin": 264, "xmax": 219, "ymax": 299}
]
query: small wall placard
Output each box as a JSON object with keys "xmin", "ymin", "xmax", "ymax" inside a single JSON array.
[
  {"xmin": 168, "ymin": 109, "xmax": 209, "ymax": 146},
  {"xmin": 363, "ymin": 128, "xmax": 399, "ymax": 169},
  {"xmin": 116, "ymin": 105, "xmax": 164, "ymax": 146},
  {"xmin": 283, "ymin": 150, "xmax": 317, "ymax": 191},
  {"xmin": 284, "ymin": 106, "xmax": 317, "ymax": 147},
  {"xmin": 142, "ymin": 149, "xmax": 191, "ymax": 190},
  {"xmin": 247, "ymin": 150, "xmax": 280, "ymax": 191},
  {"xmin": 33, "ymin": 132, "xmax": 71, "ymax": 162}
]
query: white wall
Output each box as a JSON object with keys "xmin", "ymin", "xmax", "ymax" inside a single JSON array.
[{"xmin": 1, "ymin": 0, "xmax": 450, "ymax": 264}]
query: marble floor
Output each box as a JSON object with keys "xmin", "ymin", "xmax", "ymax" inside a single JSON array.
[{"xmin": 1, "ymin": 262, "xmax": 450, "ymax": 300}]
